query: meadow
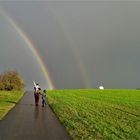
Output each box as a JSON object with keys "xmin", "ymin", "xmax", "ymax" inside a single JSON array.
[
  {"xmin": 0, "ymin": 91, "xmax": 23, "ymax": 120},
  {"xmin": 47, "ymin": 89, "xmax": 140, "ymax": 140}
]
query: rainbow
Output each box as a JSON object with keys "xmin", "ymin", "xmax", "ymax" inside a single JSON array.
[
  {"xmin": 0, "ymin": 8, "xmax": 55, "ymax": 89},
  {"xmin": 49, "ymin": 8, "xmax": 91, "ymax": 88}
]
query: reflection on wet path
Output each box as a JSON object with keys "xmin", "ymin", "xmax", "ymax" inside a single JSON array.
[{"xmin": 0, "ymin": 91, "xmax": 71, "ymax": 140}]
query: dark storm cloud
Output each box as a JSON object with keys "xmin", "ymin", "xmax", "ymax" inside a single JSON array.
[{"xmin": 0, "ymin": 1, "xmax": 140, "ymax": 89}]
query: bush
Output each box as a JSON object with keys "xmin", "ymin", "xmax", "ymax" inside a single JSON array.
[{"xmin": 0, "ymin": 71, "xmax": 24, "ymax": 91}]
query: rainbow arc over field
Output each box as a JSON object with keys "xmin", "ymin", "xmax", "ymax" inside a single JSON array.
[
  {"xmin": 0, "ymin": 8, "xmax": 55, "ymax": 89},
  {"xmin": 49, "ymin": 8, "xmax": 91, "ymax": 88}
]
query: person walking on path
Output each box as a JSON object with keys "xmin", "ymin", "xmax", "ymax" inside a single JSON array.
[
  {"xmin": 33, "ymin": 81, "xmax": 41, "ymax": 106},
  {"xmin": 41, "ymin": 90, "xmax": 47, "ymax": 107}
]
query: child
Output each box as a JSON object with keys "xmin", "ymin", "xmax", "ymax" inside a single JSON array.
[{"xmin": 41, "ymin": 90, "xmax": 47, "ymax": 107}]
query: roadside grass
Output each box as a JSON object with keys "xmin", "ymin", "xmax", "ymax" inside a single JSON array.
[
  {"xmin": 0, "ymin": 91, "xmax": 23, "ymax": 120},
  {"xmin": 47, "ymin": 89, "xmax": 140, "ymax": 140}
]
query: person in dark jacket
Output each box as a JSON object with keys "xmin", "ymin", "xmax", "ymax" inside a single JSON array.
[{"xmin": 41, "ymin": 90, "xmax": 47, "ymax": 107}]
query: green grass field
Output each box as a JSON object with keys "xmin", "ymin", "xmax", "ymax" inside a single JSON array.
[
  {"xmin": 47, "ymin": 89, "xmax": 140, "ymax": 140},
  {"xmin": 0, "ymin": 91, "xmax": 23, "ymax": 120}
]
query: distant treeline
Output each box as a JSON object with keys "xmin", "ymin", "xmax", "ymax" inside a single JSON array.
[{"xmin": 0, "ymin": 71, "xmax": 24, "ymax": 91}]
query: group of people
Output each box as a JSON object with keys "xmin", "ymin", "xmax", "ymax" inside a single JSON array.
[{"xmin": 33, "ymin": 81, "xmax": 47, "ymax": 107}]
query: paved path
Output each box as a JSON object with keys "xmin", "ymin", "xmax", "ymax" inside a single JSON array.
[{"xmin": 0, "ymin": 92, "xmax": 71, "ymax": 140}]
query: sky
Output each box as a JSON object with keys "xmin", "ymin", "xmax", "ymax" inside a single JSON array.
[{"xmin": 0, "ymin": 1, "xmax": 140, "ymax": 89}]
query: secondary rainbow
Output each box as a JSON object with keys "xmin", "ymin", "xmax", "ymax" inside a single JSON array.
[
  {"xmin": 0, "ymin": 8, "xmax": 55, "ymax": 89},
  {"xmin": 49, "ymin": 8, "xmax": 91, "ymax": 88}
]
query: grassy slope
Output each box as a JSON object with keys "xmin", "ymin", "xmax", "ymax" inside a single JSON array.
[
  {"xmin": 47, "ymin": 89, "xmax": 140, "ymax": 140},
  {"xmin": 0, "ymin": 91, "xmax": 23, "ymax": 120}
]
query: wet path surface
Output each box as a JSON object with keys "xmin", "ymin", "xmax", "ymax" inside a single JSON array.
[{"xmin": 0, "ymin": 92, "xmax": 71, "ymax": 140}]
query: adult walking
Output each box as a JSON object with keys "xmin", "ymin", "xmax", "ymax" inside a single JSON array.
[{"xmin": 33, "ymin": 81, "xmax": 41, "ymax": 106}]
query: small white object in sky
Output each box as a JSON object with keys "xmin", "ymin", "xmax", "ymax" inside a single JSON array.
[{"xmin": 99, "ymin": 86, "xmax": 104, "ymax": 90}]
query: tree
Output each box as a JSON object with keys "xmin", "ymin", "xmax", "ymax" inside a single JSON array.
[
  {"xmin": 0, "ymin": 71, "xmax": 24, "ymax": 91},
  {"xmin": 0, "ymin": 82, "xmax": 4, "ymax": 90},
  {"xmin": 0, "ymin": 74, "xmax": 4, "ymax": 90}
]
